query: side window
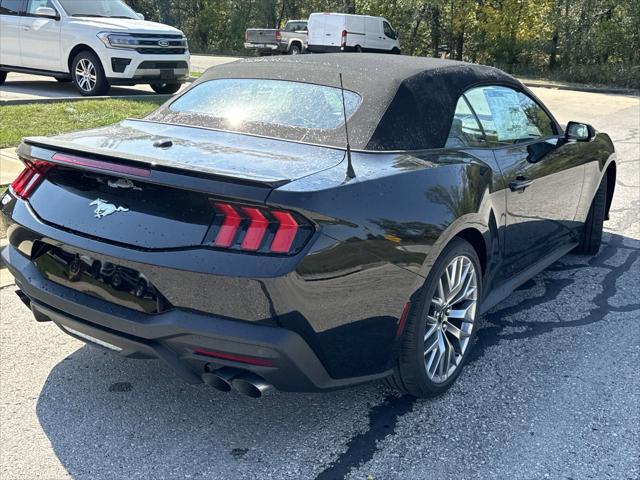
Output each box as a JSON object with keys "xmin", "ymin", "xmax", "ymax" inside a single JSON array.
[
  {"xmin": 446, "ymin": 96, "xmax": 486, "ymax": 148},
  {"xmin": 26, "ymin": 0, "xmax": 54, "ymax": 15},
  {"xmin": 0, "ymin": 0, "xmax": 24, "ymax": 15},
  {"xmin": 383, "ymin": 21, "xmax": 396, "ymax": 39},
  {"xmin": 464, "ymin": 85, "xmax": 556, "ymax": 146}
]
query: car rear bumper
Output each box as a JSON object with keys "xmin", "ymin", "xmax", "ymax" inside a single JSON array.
[{"xmin": 2, "ymin": 244, "xmax": 390, "ymax": 392}]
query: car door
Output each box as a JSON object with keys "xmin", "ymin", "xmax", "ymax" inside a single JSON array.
[
  {"xmin": 19, "ymin": 0, "xmax": 62, "ymax": 71},
  {"xmin": 382, "ymin": 20, "xmax": 398, "ymax": 51},
  {"xmin": 0, "ymin": 0, "xmax": 26, "ymax": 66},
  {"xmin": 464, "ymin": 85, "xmax": 585, "ymax": 277}
]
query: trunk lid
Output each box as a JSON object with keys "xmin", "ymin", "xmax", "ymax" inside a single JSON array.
[{"xmin": 20, "ymin": 120, "xmax": 343, "ymax": 249}]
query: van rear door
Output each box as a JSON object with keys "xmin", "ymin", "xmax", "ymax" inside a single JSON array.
[
  {"xmin": 323, "ymin": 14, "xmax": 344, "ymax": 48},
  {"xmin": 307, "ymin": 13, "xmax": 326, "ymax": 47}
]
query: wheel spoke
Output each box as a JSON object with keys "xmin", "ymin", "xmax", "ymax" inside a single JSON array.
[
  {"xmin": 424, "ymin": 321, "xmax": 438, "ymax": 342},
  {"xmin": 448, "ymin": 303, "xmax": 474, "ymax": 321},
  {"xmin": 444, "ymin": 322, "xmax": 470, "ymax": 341}
]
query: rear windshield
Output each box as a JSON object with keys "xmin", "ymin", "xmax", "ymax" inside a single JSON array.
[{"xmin": 164, "ymin": 79, "xmax": 361, "ymax": 142}]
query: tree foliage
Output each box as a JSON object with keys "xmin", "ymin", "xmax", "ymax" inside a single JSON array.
[{"xmin": 125, "ymin": 0, "xmax": 640, "ymax": 87}]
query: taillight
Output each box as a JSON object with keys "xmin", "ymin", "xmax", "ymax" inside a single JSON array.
[
  {"xmin": 207, "ymin": 201, "xmax": 312, "ymax": 255},
  {"xmin": 10, "ymin": 160, "xmax": 55, "ymax": 199},
  {"xmin": 275, "ymin": 30, "xmax": 282, "ymax": 42},
  {"xmin": 341, "ymin": 29, "xmax": 347, "ymax": 49},
  {"xmin": 244, "ymin": 30, "xmax": 248, "ymax": 42}
]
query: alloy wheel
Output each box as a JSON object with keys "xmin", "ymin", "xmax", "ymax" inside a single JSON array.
[
  {"xmin": 75, "ymin": 58, "xmax": 97, "ymax": 92},
  {"xmin": 424, "ymin": 255, "xmax": 478, "ymax": 383}
]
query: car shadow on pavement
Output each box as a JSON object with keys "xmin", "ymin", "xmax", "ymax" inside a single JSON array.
[
  {"xmin": 34, "ymin": 340, "xmax": 388, "ymax": 479},
  {"xmin": 1, "ymin": 78, "xmax": 157, "ymax": 99},
  {"xmin": 34, "ymin": 232, "xmax": 639, "ymax": 479}
]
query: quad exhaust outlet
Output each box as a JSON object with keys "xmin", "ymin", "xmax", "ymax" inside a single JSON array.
[{"xmin": 201, "ymin": 366, "xmax": 273, "ymax": 398}]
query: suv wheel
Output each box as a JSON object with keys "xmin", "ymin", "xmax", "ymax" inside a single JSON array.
[
  {"xmin": 72, "ymin": 51, "xmax": 110, "ymax": 96},
  {"xmin": 150, "ymin": 83, "xmax": 182, "ymax": 94},
  {"xmin": 0, "ymin": 71, "xmax": 7, "ymax": 85},
  {"xmin": 386, "ymin": 238, "xmax": 482, "ymax": 397}
]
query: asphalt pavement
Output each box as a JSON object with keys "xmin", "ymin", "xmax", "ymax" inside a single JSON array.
[
  {"xmin": 0, "ymin": 88, "xmax": 638, "ymax": 480},
  {"xmin": 0, "ymin": 55, "xmax": 240, "ymax": 101}
]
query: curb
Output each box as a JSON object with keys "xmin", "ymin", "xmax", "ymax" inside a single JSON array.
[
  {"xmin": 0, "ymin": 93, "xmax": 173, "ymax": 106},
  {"xmin": 521, "ymin": 81, "xmax": 638, "ymax": 96}
]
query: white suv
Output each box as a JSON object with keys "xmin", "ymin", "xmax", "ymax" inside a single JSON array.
[{"xmin": 0, "ymin": 0, "xmax": 190, "ymax": 96}]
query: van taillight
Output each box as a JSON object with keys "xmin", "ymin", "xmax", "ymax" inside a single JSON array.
[
  {"xmin": 341, "ymin": 30, "xmax": 347, "ymax": 49},
  {"xmin": 10, "ymin": 160, "xmax": 55, "ymax": 199},
  {"xmin": 208, "ymin": 202, "xmax": 311, "ymax": 255},
  {"xmin": 244, "ymin": 30, "xmax": 248, "ymax": 42}
]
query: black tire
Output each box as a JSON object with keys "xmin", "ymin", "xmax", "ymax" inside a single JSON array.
[
  {"xmin": 386, "ymin": 237, "xmax": 482, "ymax": 397},
  {"xmin": 391, "ymin": 48, "xmax": 401, "ymax": 55},
  {"xmin": 355, "ymin": 45, "xmax": 363, "ymax": 53},
  {"xmin": 55, "ymin": 77, "xmax": 72, "ymax": 83},
  {"xmin": 0, "ymin": 71, "xmax": 7, "ymax": 85},
  {"xmin": 150, "ymin": 82, "xmax": 182, "ymax": 94},
  {"xmin": 71, "ymin": 50, "xmax": 110, "ymax": 96},
  {"xmin": 288, "ymin": 43, "xmax": 302, "ymax": 55},
  {"xmin": 575, "ymin": 172, "xmax": 607, "ymax": 255}
]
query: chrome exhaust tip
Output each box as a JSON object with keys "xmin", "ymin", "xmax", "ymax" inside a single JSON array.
[
  {"xmin": 231, "ymin": 373, "xmax": 273, "ymax": 398},
  {"xmin": 201, "ymin": 367, "xmax": 241, "ymax": 392}
]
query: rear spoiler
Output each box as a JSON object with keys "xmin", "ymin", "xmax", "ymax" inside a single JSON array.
[
  {"xmin": 18, "ymin": 137, "xmax": 291, "ymax": 188},
  {"xmin": 17, "ymin": 139, "xmax": 286, "ymax": 203}
]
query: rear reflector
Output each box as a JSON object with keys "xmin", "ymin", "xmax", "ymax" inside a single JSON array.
[
  {"xmin": 10, "ymin": 160, "xmax": 55, "ymax": 199},
  {"xmin": 51, "ymin": 152, "xmax": 150, "ymax": 177},
  {"xmin": 395, "ymin": 302, "xmax": 411, "ymax": 338},
  {"xmin": 193, "ymin": 348, "xmax": 274, "ymax": 367},
  {"xmin": 210, "ymin": 201, "xmax": 312, "ymax": 255}
]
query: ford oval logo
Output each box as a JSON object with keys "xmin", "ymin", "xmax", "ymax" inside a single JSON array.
[{"xmin": 158, "ymin": 40, "xmax": 170, "ymax": 47}]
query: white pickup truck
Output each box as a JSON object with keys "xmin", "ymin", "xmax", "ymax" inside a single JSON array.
[{"xmin": 0, "ymin": 0, "xmax": 190, "ymax": 96}]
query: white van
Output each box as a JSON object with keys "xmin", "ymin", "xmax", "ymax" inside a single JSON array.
[{"xmin": 307, "ymin": 13, "xmax": 400, "ymax": 54}]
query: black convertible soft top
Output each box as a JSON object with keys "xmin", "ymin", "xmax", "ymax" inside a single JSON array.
[{"xmin": 151, "ymin": 54, "xmax": 523, "ymax": 151}]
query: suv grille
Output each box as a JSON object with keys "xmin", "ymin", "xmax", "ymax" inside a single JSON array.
[
  {"xmin": 129, "ymin": 33, "xmax": 187, "ymax": 55},
  {"xmin": 137, "ymin": 48, "xmax": 187, "ymax": 55}
]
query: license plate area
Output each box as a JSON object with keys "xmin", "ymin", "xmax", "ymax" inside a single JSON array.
[
  {"xmin": 160, "ymin": 69, "xmax": 175, "ymax": 80},
  {"xmin": 32, "ymin": 242, "xmax": 171, "ymax": 314}
]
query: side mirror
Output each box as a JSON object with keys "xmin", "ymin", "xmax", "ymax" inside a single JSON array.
[
  {"xmin": 565, "ymin": 121, "xmax": 595, "ymax": 142},
  {"xmin": 136, "ymin": 12, "xmax": 145, "ymax": 20},
  {"xmin": 35, "ymin": 6, "xmax": 58, "ymax": 19}
]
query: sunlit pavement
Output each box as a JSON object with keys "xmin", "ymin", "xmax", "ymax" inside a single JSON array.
[
  {"xmin": 0, "ymin": 55, "xmax": 240, "ymax": 101},
  {"xmin": 0, "ymin": 88, "xmax": 638, "ymax": 480}
]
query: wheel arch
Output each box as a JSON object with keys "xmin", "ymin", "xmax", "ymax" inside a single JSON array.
[
  {"xmin": 67, "ymin": 44, "xmax": 101, "ymax": 73},
  {"xmin": 455, "ymin": 228, "xmax": 487, "ymax": 275},
  {"xmin": 288, "ymin": 39, "xmax": 303, "ymax": 51},
  {"xmin": 604, "ymin": 161, "xmax": 616, "ymax": 220}
]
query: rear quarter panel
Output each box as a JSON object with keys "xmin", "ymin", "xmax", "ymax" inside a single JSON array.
[{"xmin": 264, "ymin": 149, "xmax": 504, "ymax": 378}]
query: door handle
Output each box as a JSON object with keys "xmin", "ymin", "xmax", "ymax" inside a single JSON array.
[
  {"xmin": 509, "ymin": 176, "xmax": 534, "ymax": 192},
  {"xmin": 22, "ymin": 26, "xmax": 30, "ymax": 31}
]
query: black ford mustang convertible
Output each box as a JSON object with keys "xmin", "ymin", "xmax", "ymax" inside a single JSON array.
[{"xmin": 1, "ymin": 55, "xmax": 616, "ymax": 398}]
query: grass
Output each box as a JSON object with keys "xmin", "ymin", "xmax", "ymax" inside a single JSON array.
[
  {"xmin": 0, "ymin": 99, "xmax": 164, "ymax": 149},
  {"xmin": 190, "ymin": 71, "xmax": 203, "ymax": 78}
]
